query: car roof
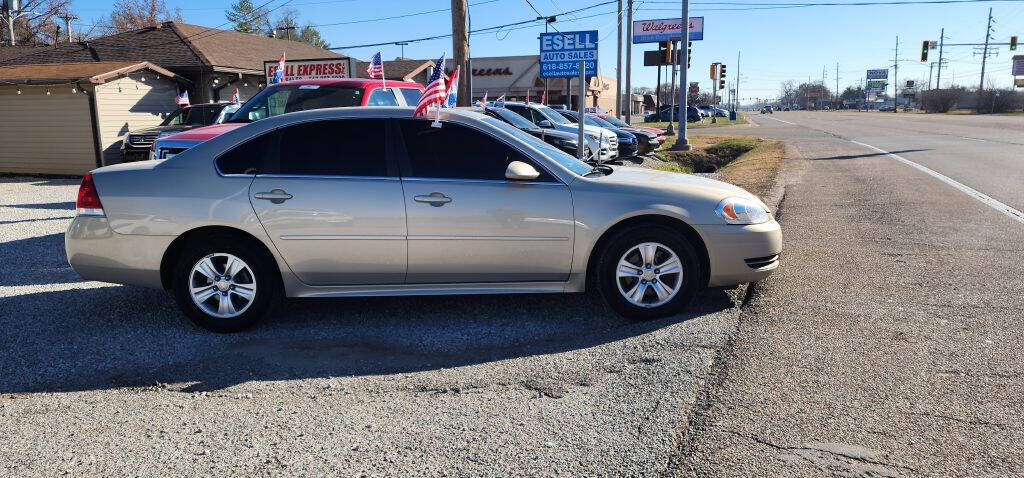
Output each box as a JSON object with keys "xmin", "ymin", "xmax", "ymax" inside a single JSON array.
[{"xmin": 274, "ymin": 78, "xmax": 423, "ymax": 89}]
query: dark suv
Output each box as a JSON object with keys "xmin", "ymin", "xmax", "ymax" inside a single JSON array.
[{"xmin": 120, "ymin": 103, "xmax": 237, "ymax": 162}]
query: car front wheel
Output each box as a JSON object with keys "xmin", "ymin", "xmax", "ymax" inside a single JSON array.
[
  {"xmin": 172, "ymin": 237, "xmax": 279, "ymax": 332},
  {"xmin": 597, "ymin": 225, "xmax": 702, "ymax": 320}
]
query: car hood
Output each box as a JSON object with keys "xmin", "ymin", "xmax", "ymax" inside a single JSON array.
[
  {"xmin": 131, "ymin": 124, "xmax": 196, "ymax": 135},
  {"xmin": 593, "ymin": 166, "xmax": 761, "ymax": 204},
  {"xmin": 553, "ymin": 123, "xmax": 616, "ymax": 139},
  {"xmin": 160, "ymin": 123, "xmax": 246, "ymax": 142}
]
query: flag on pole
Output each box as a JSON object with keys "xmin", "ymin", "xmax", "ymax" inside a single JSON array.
[
  {"xmin": 478, "ymin": 91, "xmax": 488, "ymax": 108},
  {"xmin": 413, "ymin": 54, "xmax": 447, "ymax": 123},
  {"xmin": 230, "ymin": 88, "xmax": 240, "ymax": 105},
  {"xmin": 443, "ymin": 66, "xmax": 460, "ymax": 108},
  {"xmin": 176, "ymin": 90, "xmax": 190, "ymax": 107},
  {"xmin": 367, "ymin": 51, "xmax": 386, "ymax": 90},
  {"xmin": 526, "ymin": 88, "xmax": 531, "ymax": 104},
  {"xmin": 541, "ymin": 90, "xmax": 547, "ymax": 105},
  {"xmin": 271, "ymin": 52, "xmax": 286, "ymax": 84}
]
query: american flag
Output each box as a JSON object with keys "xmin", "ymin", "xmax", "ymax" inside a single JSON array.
[
  {"xmin": 366, "ymin": 52, "xmax": 384, "ymax": 79},
  {"xmin": 176, "ymin": 90, "xmax": 190, "ymax": 107},
  {"xmin": 413, "ymin": 54, "xmax": 446, "ymax": 118}
]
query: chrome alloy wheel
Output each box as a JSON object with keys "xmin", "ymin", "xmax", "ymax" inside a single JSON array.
[
  {"xmin": 189, "ymin": 253, "xmax": 257, "ymax": 319},
  {"xmin": 615, "ymin": 242, "xmax": 683, "ymax": 308}
]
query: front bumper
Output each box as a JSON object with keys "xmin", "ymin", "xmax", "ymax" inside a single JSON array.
[
  {"xmin": 700, "ymin": 220, "xmax": 782, "ymax": 287},
  {"xmin": 66, "ymin": 216, "xmax": 173, "ymax": 289},
  {"xmin": 617, "ymin": 141, "xmax": 639, "ymax": 158}
]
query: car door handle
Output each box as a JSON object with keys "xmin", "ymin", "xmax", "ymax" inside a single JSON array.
[
  {"xmin": 413, "ymin": 192, "xmax": 452, "ymax": 207},
  {"xmin": 254, "ymin": 189, "xmax": 293, "ymax": 203}
]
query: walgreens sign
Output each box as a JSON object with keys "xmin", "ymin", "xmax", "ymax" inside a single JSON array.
[
  {"xmin": 264, "ymin": 58, "xmax": 349, "ymax": 83},
  {"xmin": 632, "ymin": 17, "xmax": 704, "ymax": 43}
]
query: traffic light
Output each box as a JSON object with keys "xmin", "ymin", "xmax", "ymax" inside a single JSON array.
[
  {"xmin": 921, "ymin": 40, "xmax": 929, "ymax": 62},
  {"xmin": 665, "ymin": 41, "xmax": 674, "ymax": 64},
  {"xmin": 687, "ymin": 41, "xmax": 692, "ymax": 69},
  {"xmin": 710, "ymin": 63, "xmax": 717, "ymax": 80},
  {"xmin": 719, "ymin": 64, "xmax": 726, "ymax": 90},
  {"xmin": 1012, "ymin": 36, "xmax": 1018, "ymax": 51}
]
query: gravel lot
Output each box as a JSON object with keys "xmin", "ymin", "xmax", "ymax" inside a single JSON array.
[{"xmin": 0, "ymin": 176, "xmax": 748, "ymax": 476}]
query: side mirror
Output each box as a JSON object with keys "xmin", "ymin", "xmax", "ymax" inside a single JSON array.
[
  {"xmin": 537, "ymin": 120, "xmax": 552, "ymax": 128},
  {"xmin": 505, "ymin": 161, "xmax": 540, "ymax": 181}
]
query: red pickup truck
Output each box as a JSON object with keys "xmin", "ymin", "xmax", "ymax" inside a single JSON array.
[{"xmin": 150, "ymin": 78, "xmax": 425, "ymax": 160}]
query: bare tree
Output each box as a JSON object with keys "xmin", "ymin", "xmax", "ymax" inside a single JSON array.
[
  {"xmin": 108, "ymin": 0, "xmax": 181, "ymax": 32},
  {"xmin": 2, "ymin": 0, "xmax": 72, "ymax": 45}
]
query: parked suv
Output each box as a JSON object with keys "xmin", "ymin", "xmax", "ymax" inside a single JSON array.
[
  {"xmin": 149, "ymin": 78, "xmax": 424, "ymax": 160},
  {"xmin": 120, "ymin": 102, "xmax": 235, "ymax": 162},
  {"xmin": 500, "ymin": 102, "xmax": 618, "ymax": 162}
]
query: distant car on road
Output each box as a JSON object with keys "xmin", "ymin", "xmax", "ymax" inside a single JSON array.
[
  {"xmin": 149, "ymin": 78, "xmax": 425, "ymax": 160},
  {"xmin": 760, "ymin": 106, "xmax": 774, "ymax": 114},
  {"xmin": 66, "ymin": 106, "xmax": 782, "ymax": 332},
  {"xmin": 120, "ymin": 102, "xmax": 234, "ymax": 162}
]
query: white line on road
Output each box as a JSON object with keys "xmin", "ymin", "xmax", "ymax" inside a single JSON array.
[
  {"xmin": 764, "ymin": 116, "xmax": 796, "ymax": 125},
  {"xmin": 850, "ymin": 140, "xmax": 1024, "ymax": 225}
]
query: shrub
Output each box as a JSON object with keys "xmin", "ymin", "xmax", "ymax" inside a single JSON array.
[
  {"xmin": 921, "ymin": 87, "xmax": 965, "ymax": 113},
  {"xmin": 975, "ymin": 89, "xmax": 1023, "ymax": 114}
]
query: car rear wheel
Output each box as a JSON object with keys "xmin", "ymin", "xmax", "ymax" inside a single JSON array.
[
  {"xmin": 172, "ymin": 237, "xmax": 279, "ymax": 332},
  {"xmin": 597, "ymin": 225, "xmax": 702, "ymax": 320}
]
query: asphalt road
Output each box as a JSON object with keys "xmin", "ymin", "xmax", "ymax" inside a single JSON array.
[
  {"xmin": 0, "ymin": 176, "xmax": 751, "ymax": 476},
  {"xmin": 682, "ymin": 111, "xmax": 1024, "ymax": 477}
]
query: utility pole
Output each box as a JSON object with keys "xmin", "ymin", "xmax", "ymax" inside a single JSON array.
[
  {"xmin": 450, "ymin": 0, "xmax": 470, "ymax": 106},
  {"xmin": 736, "ymin": 50, "xmax": 741, "ymax": 112},
  {"xmin": 615, "ymin": 0, "xmax": 622, "ymax": 118},
  {"xmin": 671, "ymin": 0, "xmax": 691, "ymax": 150},
  {"xmin": 59, "ymin": 12, "xmax": 76, "ymax": 43},
  {"xmin": 979, "ymin": 7, "xmax": 992, "ymax": 93},
  {"xmin": 893, "ymin": 35, "xmax": 899, "ymax": 113},
  {"xmin": 936, "ymin": 28, "xmax": 945, "ymax": 88},
  {"xmin": 928, "ymin": 61, "xmax": 935, "ymax": 90},
  {"xmin": 624, "ymin": 0, "xmax": 633, "ymax": 123}
]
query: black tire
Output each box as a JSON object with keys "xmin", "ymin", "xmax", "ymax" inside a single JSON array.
[
  {"xmin": 596, "ymin": 224, "xmax": 703, "ymax": 320},
  {"xmin": 171, "ymin": 235, "xmax": 279, "ymax": 333}
]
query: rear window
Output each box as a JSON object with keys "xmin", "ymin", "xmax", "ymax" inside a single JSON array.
[
  {"xmin": 228, "ymin": 85, "xmax": 363, "ymax": 123},
  {"xmin": 400, "ymin": 88, "xmax": 422, "ymax": 105}
]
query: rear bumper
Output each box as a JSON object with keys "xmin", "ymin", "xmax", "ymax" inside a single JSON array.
[
  {"xmin": 65, "ymin": 216, "xmax": 173, "ymax": 289},
  {"xmin": 700, "ymin": 220, "xmax": 782, "ymax": 287}
]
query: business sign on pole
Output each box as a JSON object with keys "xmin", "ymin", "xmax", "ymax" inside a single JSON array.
[
  {"xmin": 632, "ymin": 17, "xmax": 704, "ymax": 43},
  {"xmin": 866, "ymin": 69, "xmax": 889, "ymax": 80},
  {"xmin": 1013, "ymin": 55, "xmax": 1024, "ymax": 76},
  {"xmin": 689, "ymin": 81, "xmax": 699, "ymax": 94},
  {"xmin": 539, "ymin": 30, "xmax": 598, "ymax": 78},
  {"xmin": 264, "ymin": 57, "xmax": 349, "ymax": 83}
]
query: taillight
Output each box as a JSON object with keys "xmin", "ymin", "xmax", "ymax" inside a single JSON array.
[{"xmin": 76, "ymin": 173, "xmax": 105, "ymax": 216}]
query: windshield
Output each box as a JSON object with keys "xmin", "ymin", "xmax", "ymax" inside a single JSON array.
[
  {"xmin": 480, "ymin": 116, "xmax": 592, "ymax": 177},
  {"xmin": 489, "ymin": 107, "xmax": 536, "ymax": 130},
  {"xmin": 228, "ymin": 84, "xmax": 363, "ymax": 123},
  {"xmin": 602, "ymin": 116, "xmax": 628, "ymax": 127},
  {"xmin": 587, "ymin": 115, "xmax": 617, "ymax": 129},
  {"xmin": 535, "ymin": 105, "xmax": 573, "ymax": 125},
  {"xmin": 160, "ymin": 106, "xmax": 217, "ymax": 126}
]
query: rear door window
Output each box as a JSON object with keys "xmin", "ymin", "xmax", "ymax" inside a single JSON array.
[
  {"xmin": 276, "ymin": 119, "xmax": 389, "ymax": 176},
  {"xmin": 217, "ymin": 132, "xmax": 276, "ymax": 175}
]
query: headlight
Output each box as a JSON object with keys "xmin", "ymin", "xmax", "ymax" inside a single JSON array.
[{"xmin": 715, "ymin": 196, "xmax": 770, "ymax": 225}]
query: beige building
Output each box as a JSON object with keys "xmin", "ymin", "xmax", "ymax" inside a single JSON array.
[
  {"xmin": 0, "ymin": 62, "xmax": 187, "ymax": 175},
  {"xmin": 0, "ymin": 22, "xmax": 341, "ymax": 175}
]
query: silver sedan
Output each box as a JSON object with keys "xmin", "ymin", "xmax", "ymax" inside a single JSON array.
[{"xmin": 66, "ymin": 107, "xmax": 781, "ymax": 332}]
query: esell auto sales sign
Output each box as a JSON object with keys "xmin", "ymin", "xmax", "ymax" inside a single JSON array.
[{"xmin": 264, "ymin": 58, "xmax": 349, "ymax": 83}]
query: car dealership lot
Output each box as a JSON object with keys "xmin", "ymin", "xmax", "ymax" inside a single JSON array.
[{"xmin": 1, "ymin": 177, "xmax": 749, "ymax": 476}]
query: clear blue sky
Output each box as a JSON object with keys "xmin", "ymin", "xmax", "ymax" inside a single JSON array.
[{"xmin": 69, "ymin": 0, "xmax": 1024, "ymax": 100}]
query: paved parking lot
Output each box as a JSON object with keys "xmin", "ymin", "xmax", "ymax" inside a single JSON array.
[{"xmin": 0, "ymin": 176, "xmax": 748, "ymax": 476}]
